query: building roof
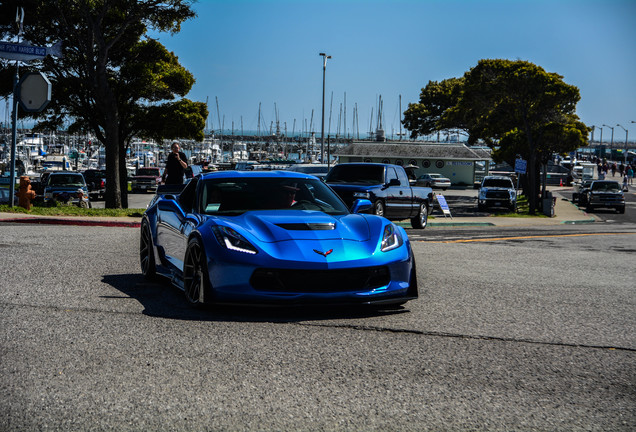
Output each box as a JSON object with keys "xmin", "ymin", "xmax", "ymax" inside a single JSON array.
[{"xmin": 335, "ymin": 141, "xmax": 491, "ymax": 160}]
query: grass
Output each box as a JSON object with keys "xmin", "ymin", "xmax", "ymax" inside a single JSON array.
[
  {"xmin": 0, "ymin": 203, "xmax": 144, "ymax": 218},
  {"xmin": 490, "ymin": 195, "xmax": 549, "ymax": 218}
]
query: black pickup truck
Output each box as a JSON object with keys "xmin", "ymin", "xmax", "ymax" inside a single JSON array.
[{"xmin": 325, "ymin": 163, "xmax": 434, "ymax": 229}]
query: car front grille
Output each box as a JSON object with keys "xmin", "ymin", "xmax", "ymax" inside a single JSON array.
[
  {"xmin": 595, "ymin": 193, "xmax": 622, "ymax": 202},
  {"xmin": 486, "ymin": 190, "xmax": 509, "ymax": 199},
  {"xmin": 250, "ymin": 266, "xmax": 390, "ymax": 293},
  {"xmin": 135, "ymin": 179, "xmax": 157, "ymax": 186}
]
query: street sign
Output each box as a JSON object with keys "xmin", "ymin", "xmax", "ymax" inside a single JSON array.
[
  {"xmin": 0, "ymin": 40, "xmax": 63, "ymax": 62},
  {"xmin": 514, "ymin": 158, "xmax": 527, "ymax": 174},
  {"xmin": 18, "ymin": 71, "xmax": 51, "ymax": 112}
]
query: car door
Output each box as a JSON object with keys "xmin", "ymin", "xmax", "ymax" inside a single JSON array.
[
  {"xmin": 156, "ymin": 178, "xmax": 200, "ymax": 270},
  {"xmin": 156, "ymin": 197, "xmax": 187, "ymax": 269},
  {"xmin": 384, "ymin": 167, "xmax": 412, "ymax": 219}
]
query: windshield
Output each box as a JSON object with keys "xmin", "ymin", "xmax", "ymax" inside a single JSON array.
[
  {"xmin": 200, "ymin": 177, "xmax": 349, "ymax": 216},
  {"xmin": 482, "ymin": 178, "xmax": 513, "ymax": 188},
  {"xmin": 137, "ymin": 168, "xmax": 160, "ymax": 176},
  {"xmin": 325, "ymin": 165, "xmax": 384, "ymax": 184},
  {"xmin": 591, "ymin": 182, "xmax": 620, "ymax": 192},
  {"xmin": 48, "ymin": 174, "xmax": 85, "ymax": 187}
]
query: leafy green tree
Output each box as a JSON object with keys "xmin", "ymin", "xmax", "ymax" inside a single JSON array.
[
  {"xmin": 403, "ymin": 78, "xmax": 464, "ymax": 138},
  {"xmin": 0, "ymin": 0, "xmax": 206, "ymax": 208},
  {"xmin": 403, "ymin": 59, "xmax": 589, "ymax": 213}
]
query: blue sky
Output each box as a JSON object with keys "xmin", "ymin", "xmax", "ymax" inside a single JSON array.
[{"xmin": 152, "ymin": 0, "xmax": 632, "ymax": 139}]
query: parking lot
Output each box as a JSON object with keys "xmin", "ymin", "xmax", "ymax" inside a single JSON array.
[{"xmin": 1, "ymin": 222, "xmax": 634, "ymax": 430}]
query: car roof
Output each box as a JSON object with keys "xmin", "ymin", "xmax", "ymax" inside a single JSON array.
[
  {"xmin": 200, "ymin": 170, "xmax": 315, "ymax": 181},
  {"xmin": 333, "ymin": 162, "xmax": 400, "ymax": 169},
  {"xmin": 591, "ymin": 180, "xmax": 619, "ymax": 185},
  {"xmin": 49, "ymin": 171, "xmax": 83, "ymax": 176},
  {"xmin": 483, "ymin": 175, "xmax": 512, "ymax": 180}
]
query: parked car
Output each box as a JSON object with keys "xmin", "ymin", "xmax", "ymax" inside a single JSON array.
[
  {"xmin": 0, "ymin": 188, "xmax": 10, "ymax": 205},
  {"xmin": 325, "ymin": 163, "xmax": 433, "ymax": 229},
  {"xmin": 585, "ymin": 180, "xmax": 625, "ymax": 213},
  {"xmin": 43, "ymin": 171, "xmax": 90, "ymax": 208},
  {"xmin": 477, "ymin": 176, "xmax": 516, "ymax": 211},
  {"xmin": 82, "ymin": 169, "xmax": 106, "ymax": 200},
  {"xmin": 131, "ymin": 167, "xmax": 162, "ymax": 193},
  {"xmin": 140, "ymin": 171, "xmax": 418, "ymax": 308},
  {"xmin": 573, "ymin": 179, "xmax": 594, "ymax": 206},
  {"xmin": 415, "ymin": 173, "xmax": 451, "ymax": 190}
]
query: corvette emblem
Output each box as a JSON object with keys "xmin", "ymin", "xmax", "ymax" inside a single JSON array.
[{"xmin": 313, "ymin": 249, "xmax": 333, "ymax": 257}]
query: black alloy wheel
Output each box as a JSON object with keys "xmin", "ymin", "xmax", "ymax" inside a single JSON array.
[
  {"xmin": 183, "ymin": 238, "xmax": 211, "ymax": 307},
  {"xmin": 140, "ymin": 221, "xmax": 156, "ymax": 280}
]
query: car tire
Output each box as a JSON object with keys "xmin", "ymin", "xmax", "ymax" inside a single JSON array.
[
  {"xmin": 183, "ymin": 237, "xmax": 212, "ymax": 307},
  {"xmin": 139, "ymin": 221, "xmax": 156, "ymax": 281},
  {"xmin": 410, "ymin": 203, "xmax": 428, "ymax": 229},
  {"xmin": 373, "ymin": 200, "xmax": 385, "ymax": 217},
  {"xmin": 617, "ymin": 206, "xmax": 625, "ymax": 214}
]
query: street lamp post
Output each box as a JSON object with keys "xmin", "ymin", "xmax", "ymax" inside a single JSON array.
[
  {"xmin": 319, "ymin": 52, "xmax": 331, "ymax": 165},
  {"xmin": 603, "ymin": 124, "xmax": 614, "ymax": 148},
  {"xmin": 617, "ymin": 124, "xmax": 628, "ymax": 164},
  {"xmin": 595, "ymin": 126, "xmax": 603, "ymax": 160}
]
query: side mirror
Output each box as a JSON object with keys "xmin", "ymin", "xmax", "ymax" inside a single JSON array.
[
  {"xmin": 351, "ymin": 198, "xmax": 372, "ymax": 214},
  {"xmin": 158, "ymin": 196, "xmax": 183, "ymax": 217},
  {"xmin": 388, "ymin": 178, "xmax": 401, "ymax": 186}
]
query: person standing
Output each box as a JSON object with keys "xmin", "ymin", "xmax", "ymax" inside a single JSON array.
[{"xmin": 163, "ymin": 141, "xmax": 188, "ymax": 185}]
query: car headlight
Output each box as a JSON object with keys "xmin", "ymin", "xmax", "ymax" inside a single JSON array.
[
  {"xmin": 478, "ymin": 189, "xmax": 487, "ymax": 199},
  {"xmin": 380, "ymin": 223, "xmax": 403, "ymax": 252},
  {"xmin": 353, "ymin": 191, "xmax": 370, "ymax": 199},
  {"xmin": 212, "ymin": 226, "xmax": 258, "ymax": 255}
]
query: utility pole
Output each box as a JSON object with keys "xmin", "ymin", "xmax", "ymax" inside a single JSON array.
[{"xmin": 319, "ymin": 53, "xmax": 331, "ymax": 163}]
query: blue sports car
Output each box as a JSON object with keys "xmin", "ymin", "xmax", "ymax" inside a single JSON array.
[{"xmin": 140, "ymin": 171, "xmax": 418, "ymax": 307}]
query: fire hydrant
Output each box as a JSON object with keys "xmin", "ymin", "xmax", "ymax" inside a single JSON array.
[{"xmin": 17, "ymin": 175, "xmax": 37, "ymax": 210}]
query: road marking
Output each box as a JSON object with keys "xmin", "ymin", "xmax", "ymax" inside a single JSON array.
[{"xmin": 422, "ymin": 232, "xmax": 636, "ymax": 244}]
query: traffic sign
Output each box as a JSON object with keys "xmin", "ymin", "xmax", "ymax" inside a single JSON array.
[
  {"xmin": 514, "ymin": 158, "xmax": 527, "ymax": 174},
  {"xmin": 18, "ymin": 71, "xmax": 51, "ymax": 112}
]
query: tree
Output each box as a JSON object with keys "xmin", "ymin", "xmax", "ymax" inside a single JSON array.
[
  {"xmin": 403, "ymin": 59, "xmax": 590, "ymax": 213},
  {"xmin": 402, "ymin": 77, "xmax": 464, "ymax": 139},
  {"xmin": 0, "ymin": 0, "xmax": 206, "ymax": 208}
]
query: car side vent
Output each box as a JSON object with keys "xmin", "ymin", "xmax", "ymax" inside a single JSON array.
[{"xmin": 275, "ymin": 223, "xmax": 335, "ymax": 231}]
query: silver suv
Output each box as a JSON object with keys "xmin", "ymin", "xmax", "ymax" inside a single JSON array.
[{"xmin": 478, "ymin": 176, "xmax": 516, "ymax": 211}]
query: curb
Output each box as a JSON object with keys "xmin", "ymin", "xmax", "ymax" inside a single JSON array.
[{"xmin": 0, "ymin": 217, "xmax": 141, "ymax": 228}]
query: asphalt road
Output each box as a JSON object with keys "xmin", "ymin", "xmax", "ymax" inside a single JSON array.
[{"xmin": 1, "ymin": 223, "xmax": 635, "ymax": 431}]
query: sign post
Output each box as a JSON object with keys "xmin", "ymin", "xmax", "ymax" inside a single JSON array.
[{"xmin": 514, "ymin": 158, "xmax": 527, "ymax": 196}]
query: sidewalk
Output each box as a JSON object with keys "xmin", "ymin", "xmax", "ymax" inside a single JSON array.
[
  {"xmin": 0, "ymin": 189, "xmax": 595, "ymax": 228},
  {"xmin": 0, "ymin": 211, "xmax": 142, "ymax": 227},
  {"xmin": 426, "ymin": 189, "xmax": 596, "ymax": 227}
]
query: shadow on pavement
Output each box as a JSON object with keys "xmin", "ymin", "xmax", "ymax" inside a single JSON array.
[{"xmin": 102, "ymin": 273, "xmax": 410, "ymax": 323}]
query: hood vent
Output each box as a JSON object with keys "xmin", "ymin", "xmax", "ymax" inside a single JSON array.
[{"xmin": 275, "ymin": 222, "xmax": 336, "ymax": 231}]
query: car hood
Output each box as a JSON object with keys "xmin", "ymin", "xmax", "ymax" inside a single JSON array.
[
  {"xmin": 47, "ymin": 186, "xmax": 86, "ymax": 191},
  {"xmin": 481, "ymin": 187, "xmax": 512, "ymax": 191},
  {"xmin": 222, "ymin": 211, "xmax": 371, "ymax": 243}
]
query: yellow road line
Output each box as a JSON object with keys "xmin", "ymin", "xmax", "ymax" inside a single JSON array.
[{"xmin": 427, "ymin": 232, "xmax": 636, "ymax": 244}]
